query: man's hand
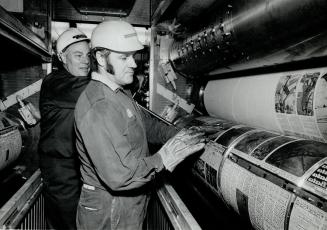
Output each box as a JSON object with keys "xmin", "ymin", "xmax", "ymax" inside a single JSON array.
[{"xmin": 158, "ymin": 128, "xmax": 205, "ymax": 172}]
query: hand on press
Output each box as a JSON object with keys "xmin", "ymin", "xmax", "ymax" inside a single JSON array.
[{"xmin": 158, "ymin": 128, "xmax": 205, "ymax": 172}]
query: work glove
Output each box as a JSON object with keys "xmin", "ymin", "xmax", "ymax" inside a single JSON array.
[{"xmin": 158, "ymin": 128, "xmax": 205, "ymax": 172}]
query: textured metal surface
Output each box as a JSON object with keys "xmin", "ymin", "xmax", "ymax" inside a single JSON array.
[
  {"xmin": 67, "ymin": 0, "xmax": 136, "ymax": 16},
  {"xmin": 0, "ymin": 170, "xmax": 44, "ymax": 228},
  {"xmin": 146, "ymin": 194, "xmax": 174, "ymax": 230},
  {"xmin": 18, "ymin": 192, "xmax": 45, "ymax": 230},
  {"xmin": 146, "ymin": 182, "xmax": 201, "ymax": 230},
  {"xmin": 176, "ymin": 0, "xmax": 217, "ymax": 24},
  {"xmin": 169, "ymin": 0, "xmax": 327, "ymax": 76},
  {"xmin": 54, "ymin": 0, "xmax": 151, "ymax": 26}
]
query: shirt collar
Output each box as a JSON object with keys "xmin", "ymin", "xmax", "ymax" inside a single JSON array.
[{"xmin": 91, "ymin": 72, "xmax": 121, "ymax": 93}]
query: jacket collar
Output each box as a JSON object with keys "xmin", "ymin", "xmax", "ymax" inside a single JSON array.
[{"xmin": 91, "ymin": 72, "xmax": 121, "ymax": 93}]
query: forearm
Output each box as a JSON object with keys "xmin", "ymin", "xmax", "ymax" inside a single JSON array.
[{"xmin": 141, "ymin": 109, "xmax": 178, "ymax": 144}]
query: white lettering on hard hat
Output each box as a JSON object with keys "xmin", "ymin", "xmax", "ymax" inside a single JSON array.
[
  {"xmin": 124, "ymin": 33, "xmax": 137, "ymax": 38},
  {"xmin": 73, "ymin": 34, "xmax": 87, "ymax": 39}
]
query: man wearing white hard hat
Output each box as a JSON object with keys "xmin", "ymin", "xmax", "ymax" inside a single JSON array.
[
  {"xmin": 74, "ymin": 20, "xmax": 205, "ymax": 229},
  {"xmin": 39, "ymin": 28, "xmax": 90, "ymax": 230}
]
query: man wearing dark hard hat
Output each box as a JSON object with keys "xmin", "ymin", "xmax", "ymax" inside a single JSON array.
[
  {"xmin": 74, "ymin": 20, "xmax": 205, "ymax": 229},
  {"xmin": 39, "ymin": 28, "xmax": 90, "ymax": 230}
]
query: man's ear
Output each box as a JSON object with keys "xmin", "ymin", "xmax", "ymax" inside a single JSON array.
[
  {"xmin": 59, "ymin": 53, "xmax": 67, "ymax": 64},
  {"xmin": 95, "ymin": 51, "xmax": 105, "ymax": 67}
]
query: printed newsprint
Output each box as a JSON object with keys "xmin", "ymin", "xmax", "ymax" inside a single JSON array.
[
  {"xmin": 220, "ymin": 158, "xmax": 292, "ymax": 230},
  {"xmin": 204, "ymin": 67, "xmax": 327, "ymax": 142}
]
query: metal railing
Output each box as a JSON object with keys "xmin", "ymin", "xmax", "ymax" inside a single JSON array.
[
  {"xmin": 0, "ymin": 169, "xmax": 197, "ymax": 230},
  {"xmin": 0, "ymin": 169, "xmax": 45, "ymax": 229},
  {"xmin": 146, "ymin": 181, "xmax": 201, "ymax": 230}
]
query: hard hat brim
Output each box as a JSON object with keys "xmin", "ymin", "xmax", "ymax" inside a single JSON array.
[
  {"xmin": 61, "ymin": 37, "xmax": 90, "ymax": 53},
  {"xmin": 109, "ymin": 43, "xmax": 144, "ymax": 53}
]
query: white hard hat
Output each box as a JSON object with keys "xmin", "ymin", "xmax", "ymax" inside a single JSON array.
[
  {"xmin": 91, "ymin": 20, "xmax": 144, "ymax": 52},
  {"xmin": 56, "ymin": 28, "xmax": 89, "ymax": 55}
]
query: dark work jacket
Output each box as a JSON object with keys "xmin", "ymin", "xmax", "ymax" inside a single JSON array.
[
  {"xmin": 39, "ymin": 68, "xmax": 90, "ymax": 159},
  {"xmin": 38, "ymin": 68, "xmax": 90, "ymax": 230}
]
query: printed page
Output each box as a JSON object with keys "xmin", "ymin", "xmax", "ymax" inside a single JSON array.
[
  {"xmin": 198, "ymin": 141, "xmax": 225, "ymax": 191},
  {"xmin": 289, "ymin": 197, "xmax": 327, "ymax": 230},
  {"xmin": 220, "ymin": 158, "xmax": 251, "ymax": 214},
  {"xmin": 248, "ymin": 177, "xmax": 292, "ymax": 230},
  {"xmin": 204, "ymin": 68, "xmax": 327, "ymax": 142},
  {"xmin": 314, "ymin": 73, "xmax": 327, "ymax": 141}
]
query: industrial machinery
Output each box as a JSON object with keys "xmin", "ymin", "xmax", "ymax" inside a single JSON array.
[
  {"xmin": 0, "ymin": 0, "xmax": 326, "ymax": 229},
  {"xmin": 148, "ymin": 0, "xmax": 327, "ymax": 229}
]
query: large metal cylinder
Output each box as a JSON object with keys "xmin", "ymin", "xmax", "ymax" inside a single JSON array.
[
  {"xmin": 169, "ymin": 0, "xmax": 327, "ymax": 76},
  {"xmin": 175, "ymin": 0, "xmax": 217, "ymax": 25},
  {"xmin": 192, "ymin": 119, "xmax": 327, "ymax": 230}
]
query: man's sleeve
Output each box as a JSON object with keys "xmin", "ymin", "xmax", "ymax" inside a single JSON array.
[
  {"xmin": 78, "ymin": 100, "xmax": 163, "ymax": 191},
  {"xmin": 140, "ymin": 108, "xmax": 178, "ymax": 145}
]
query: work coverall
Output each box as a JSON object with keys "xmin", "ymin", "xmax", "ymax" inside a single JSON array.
[
  {"xmin": 75, "ymin": 72, "xmax": 176, "ymax": 230},
  {"xmin": 38, "ymin": 68, "xmax": 89, "ymax": 229}
]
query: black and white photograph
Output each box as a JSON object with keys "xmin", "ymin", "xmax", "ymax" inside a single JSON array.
[
  {"xmin": 233, "ymin": 130, "xmax": 279, "ymax": 155},
  {"xmin": 251, "ymin": 136, "xmax": 297, "ymax": 160},
  {"xmin": 215, "ymin": 126, "xmax": 254, "ymax": 147},
  {"xmin": 1, "ymin": 0, "xmax": 327, "ymax": 229},
  {"xmin": 275, "ymin": 75, "xmax": 300, "ymax": 114},
  {"xmin": 265, "ymin": 140, "xmax": 327, "ymax": 177},
  {"xmin": 297, "ymin": 72, "xmax": 319, "ymax": 116}
]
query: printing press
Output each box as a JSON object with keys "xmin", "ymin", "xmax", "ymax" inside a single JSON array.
[{"xmin": 0, "ymin": 0, "xmax": 326, "ymax": 229}]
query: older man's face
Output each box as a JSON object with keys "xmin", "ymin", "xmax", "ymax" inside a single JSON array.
[{"xmin": 62, "ymin": 41, "xmax": 90, "ymax": 77}]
